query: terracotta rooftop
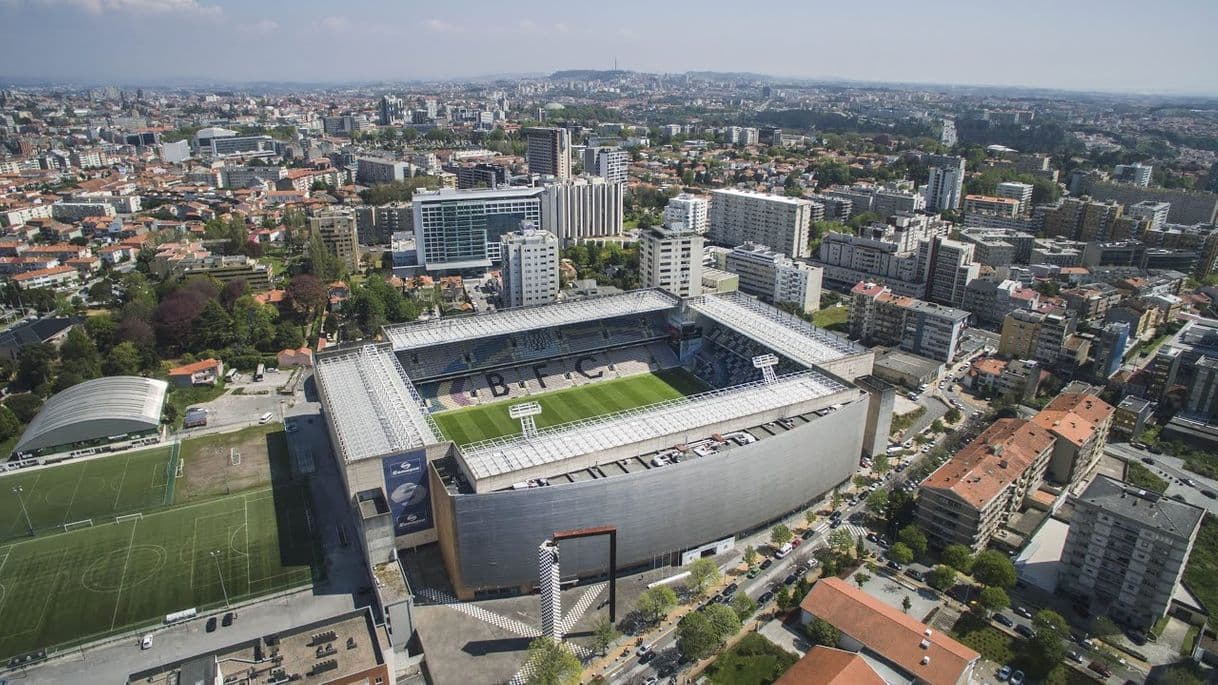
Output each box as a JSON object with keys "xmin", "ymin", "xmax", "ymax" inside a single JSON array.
[
  {"xmin": 775, "ymin": 646, "xmax": 884, "ymax": 685},
  {"xmin": 1029, "ymin": 393, "xmax": 1114, "ymax": 447},
  {"xmin": 168, "ymin": 358, "xmax": 221, "ymax": 375},
  {"xmin": 799, "ymin": 578, "xmax": 978, "ymax": 685},
  {"xmin": 920, "ymin": 419, "xmax": 1054, "ymax": 509}
]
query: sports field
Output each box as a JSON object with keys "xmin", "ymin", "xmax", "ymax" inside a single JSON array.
[
  {"xmin": 432, "ymin": 368, "xmax": 708, "ymax": 445},
  {"xmin": 0, "ymin": 432, "xmax": 320, "ymax": 659}
]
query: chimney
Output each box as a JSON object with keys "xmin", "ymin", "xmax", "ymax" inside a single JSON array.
[{"xmin": 921, "ymin": 656, "xmax": 931, "ymax": 665}]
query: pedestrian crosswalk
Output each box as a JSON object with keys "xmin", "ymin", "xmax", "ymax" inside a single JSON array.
[
  {"xmin": 559, "ymin": 582, "xmax": 605, "ymax": 635},
  {"xmin": 416, "ymin": 587, "xmax": 541, "ymax": 638}
]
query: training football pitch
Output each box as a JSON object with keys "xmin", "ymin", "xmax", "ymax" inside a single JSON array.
[
  {"xmin": 432, "ymin": 368, "xmax": 708, "ymax": 445},
  {"xmin": 0, "ymin": 440, "xmax": 320, "ymax": 659}
]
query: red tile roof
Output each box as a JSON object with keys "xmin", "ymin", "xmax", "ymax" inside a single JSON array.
[{"xmin": 775, "ymin": 646, "xmax": 884, "ymax": 685}]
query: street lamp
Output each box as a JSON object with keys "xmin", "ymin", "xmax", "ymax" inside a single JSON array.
[
  {"xmin": 12, "ymin": 485, "xmax": 32, "ymax": 537},
  {"xmin": 209, "ymin": 550, "xmax": 230, "ymax": 608}
]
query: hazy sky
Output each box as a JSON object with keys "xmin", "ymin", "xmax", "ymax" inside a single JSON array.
[{"xmin": 1, "ymin": 0, "xmax": 1216, "ymax": 95}]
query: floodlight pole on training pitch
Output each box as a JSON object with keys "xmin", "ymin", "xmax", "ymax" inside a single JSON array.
[
  {"xmin": 509, "ymin": 401, "xmax": 543, "ymax": 439},
  {"xmin": 210, "ymin": 550, "xmax": 230, "ymax": 608},
  {"xmin": 753, "ymin": 353, "xmax": 779, "ymax": 385},
  {"xmin": 12, "ymin": 485, "xmax": 33, "ymax": 537}
]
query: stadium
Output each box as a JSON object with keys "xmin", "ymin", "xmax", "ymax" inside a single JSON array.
[{"xmin": 314, "ymin": 290, "xmax": 880, "ymax": 599}]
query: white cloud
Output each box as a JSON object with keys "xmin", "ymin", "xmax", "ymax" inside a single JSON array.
[
  {"xmin": 236, "ymin": 19, "xmax": 278, "ymax": 35},
  {"xmin": 33, "ymin": 0, "xmax": 220, "ymax": 15},
  {"xmin": 422, "ymin": 17, "xmax": 457, "ymax": 33},
  {"xmin": 315, "ymin": 15, "xmax": 350, "ymax": 32}
]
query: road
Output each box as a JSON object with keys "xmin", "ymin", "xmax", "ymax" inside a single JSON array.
[{"xmin": 1105, "ymin": 442, "xmax": 1218, "ymax": 515}]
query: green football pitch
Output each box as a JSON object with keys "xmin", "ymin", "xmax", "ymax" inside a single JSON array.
[
  {"xmin": 432, "ymin": 368, "xmax": 708, "ymax": 445},
  {"xmin": 0, "ymin": 442, "xmax": 320, "ymax": 659}
]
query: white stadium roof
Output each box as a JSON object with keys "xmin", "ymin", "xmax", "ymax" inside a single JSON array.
[
  {"xmin": 15, "ymin": 376, "xmax": 168, "ymax": 454},
  {"xmin": 458, "ymin": 370, "xmax": 848, "ymax": 482},
  {"xmin": 687, "ymin": 292, "xmax": 861, "ymax": 367},
  {"xmin": 314, "ymin": 345, "xmax": 439, "ymax": 462},
  {"xmin": 384, "ymin": 290, "xmax": 679, "ymax": 351}
]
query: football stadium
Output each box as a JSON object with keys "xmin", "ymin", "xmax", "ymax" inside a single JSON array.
[{"xmin": 314, "ymin": 290, "xmax": 881, "ymax": 599}]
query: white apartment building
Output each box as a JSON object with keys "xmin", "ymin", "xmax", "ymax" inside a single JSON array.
[
  {"xmin": 995, "ymin": 181, "xmax": 1034, "ymax": 216},
  {"xmin": 725, "ymin": 242, "xmax": 822, "ymax": 313},
  {"xmin": 540, "ymin": 178, "xmax": 624, "ymax": 243},
  {"xmin": 500, "ymin": 225, "xmax": 560, "ymax": 308},
  {"xmin": 923, "ymin": 154, "xmax": 966, "ymax": 212},
  {"xmin": 1126, "ymin": 201, "xmax": 1171, "ymax": 231},
  {"xmin": 1114, "ymin": 162, "xmax": 1153, "ymax": 187},
  {"xmin": 708, "ymin": 188, "xmax": 815, "ymax": 258},
  {"xmin": 581, "ymin": 147, "xmax": 628, "ymax": 184},
  {"xmin": 640, "ymin": 224, "xmax": 703, "ymax": 297},
  {"xmin": 663, "ymin": 193, "xmax": 710, "ymax": 234},
  {"xmin": 963, "ymin": 195, "xmax": 1020, "ymax": 218}
]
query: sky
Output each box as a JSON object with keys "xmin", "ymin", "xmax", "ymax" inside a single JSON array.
[{"xmin": 1, "ymin": 0, "xmax": 1216, "ymax": 95}]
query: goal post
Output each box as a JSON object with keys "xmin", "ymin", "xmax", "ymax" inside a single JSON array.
[
  {"xmin": 115, "ymin": 513, "xmax": 143, "ymax": 524},
  {"xmin": 230, "ymin": 448, "xmax": 240, "ymax": 466},
  {"xmin": 63, "ymin": 518, "xmax": 94, "ymax": 532}
]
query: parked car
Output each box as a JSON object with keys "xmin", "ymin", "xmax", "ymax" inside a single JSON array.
[
  {"xmin": 1140, "ymin": 456, "xmax": 1154, "ymax": 464},
  {"xmin": 997, "ymin": 664, "xmax": 1011, "ymax": 681},
  {"xmin": 1204, "ymin": 490, "xmax": 1218, "ymax": 500},
  {"xmin": 1089, "ymin": 661, "xmax": 1113, "ymax": 678},
  {"xmin": 1014, "ymin": 606, "xmax": 1033, "ymax": 619},
  {"xmin": 206, "ymin": 617, "xmax": 217, "ymax": 632},
  {"xmin": 1126, "ymin": 630, "xmax": 1148, "ymax": 645},
  {"xmin": 1010, "ymin": 669, "xmax": 1025, "ymax": 685},
  {"xmin": 1015, "ymin": 624, "xmax": 1035, "ymax": 639},
  {"xmin": 993, "ymin": 614, "xmax": 1014, "ymax": 628},
  {"xmin": 801, "ymin": 529, "xmax": 815, "ymax": 540},
  {"xmin": 886, "ymin": 559, "xmax": 903, "ymax": 571},
  {"xmin": 723, "ymin": 583, "xmax": 738, "ymax": 596},
  {"xmin": 784, "ymin": 573, "xmax": 799, "ymax": 586},
  {"xmin": 222, "ymin": 612, "xmax": 235, "ymax": 627},
  {"xmin": 140, "ymin": 634, "xmax": 153, "ymax": 650},
  {"xmin": 760, "ymin": 559, "xmax": 773, "ymax": 570},
  {"xmin": 759, "ymin": 591, "xmax": 773, "ymax": 604},
  {"xmin": 1068, "ymin": 651, "xmax": 1085, "ymax": 664},
  {"xmin": 903, "ymin": 568, "xmax": 923, "ymax": 582}
]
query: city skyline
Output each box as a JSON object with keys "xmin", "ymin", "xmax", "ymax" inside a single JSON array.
[{"xmin": 1, "ymin": 0, "xmax": 1216, "ymax": 95}]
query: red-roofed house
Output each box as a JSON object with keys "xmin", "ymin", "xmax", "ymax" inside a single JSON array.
[
  {"xmin": 10, "ymin": 265, "xmax": 78, "ymax": 290},
  {"xmin": 775, "ymin": 645, "xmax": 885, "ymax": 685},
  {"xmin": 167, "ymin": 358, "xmax": 224, "ymax": 387},
  {"xmin": 1030, "ymin": 392, "xmax": 1114, "ymax": 484},
  {"xmin": 277, "ymin": 347, "xmax": 313, "ymax": 368},
  {"xmin": 798, "ymin": 578, "xmax": 980, "ymax": 685}
]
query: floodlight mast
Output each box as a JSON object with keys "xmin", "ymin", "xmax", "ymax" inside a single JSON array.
[
  {"xmin": 509, "ymin": 401, "xmax": 543, "ymax": 439},
  {"xmin": 752, "ymin": 353, "xmax": 779, "ymax": 385}
]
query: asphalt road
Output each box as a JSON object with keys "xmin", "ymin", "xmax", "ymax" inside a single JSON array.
[{"xmin": 1105, "ymin": 442, "xmax": 1218, "ymax": 515}]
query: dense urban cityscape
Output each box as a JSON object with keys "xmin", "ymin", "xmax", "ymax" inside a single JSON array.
[{"xmin": 0, "ymin": 2, "xmax": 1217, "ymax": 685}]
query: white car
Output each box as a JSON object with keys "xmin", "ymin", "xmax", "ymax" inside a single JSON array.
[{"xmin": 140, "ymin": 634, "xmax": 153, "ymax": 650}]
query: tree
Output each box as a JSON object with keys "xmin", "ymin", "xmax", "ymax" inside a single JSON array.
[
  {"xmin": 703, "ymin": 603, "xmax": 742, "ymax": 642},
  {"xmin": 898, "ymin": 525, "xmax": 928, "ymax": 559},
  {"xmin": 804, "ymin": 509, "xmax": 817, "ymax": 526},
  {"xmin": 867, "ymin": 489, "xmax": 889, "ymax": 513},
  {"xmin": 888, "ymin": 542, "xmax": 914, "ymax": 565},
  {"xmin": 15, "ymin": 343, "xmax": 55, "ymax": 393},
  {"xmin": 190, "ymin": 299, "xmax": 234, "ymax": 351},
  {"xmin": 827, "ymin": 528, "xmax": 854, "ymax": 556},
  {"xmin": 220, "ymin": 279, "xmax": 247, "ymax": 309},
  {"xmin": 941, "ymin": 544, "xmax": 975, "ymax": 574},
  {"xmin": 775, "ymin": 585, "xmax": 794, "ymax": 611},
  {"xmin": 59, "ymin": 327, "xmax": 101, "ymax": 380},
  {"xmin": 1091, "ymin": 615, "xmax": 1120, "ymax": 638},
  {"xmin": 902, "ymin": 595, "xmax": 913, "ymax": 614},
  {"xmin": 1031, "ymin": 609, "xmax": 1069, "ymax": 667},
  {"xmin": 524, "ymin": 637, "xmax": 580, "ymax": 685},
  {"xmin": 854, "ymin": 571, "xmax": 871, "ymax": 590},
  {"xmin": 88, "ymin": 280, "xmax": 112, "ymax": 304},
  {"xmin": 743, "ymin": 545, "xmax": 759, "ymax": 569},
  {"xmin": 972, "ymin": 550, "xmax": 1017, "ymax": 588},
  {"xmin": 831, "ymin": 488, "xmax": 843, "ymax": 510},
  {"xmin": 0, "ymin": 405, "xmax": 19, "ymax": 441},
  {"xmin": 285, "ymin": 273, "xmax": 327, "ymax": 315},
  {"xmin": 872, "ymin": 452, "xmax": 890, "ymax": 475},
  {"xmin": 805, "ymin": 617, "xmax": 840, "ymax": 647},
  {"xmin": 730, "ymin": 593, "xmax": 756, "ymax": 621},
  {"xmin": 978, "ymin": 586, "xmax": 1010, "ymax": 615},
  {"xmin": 100, "ymin": 341, "xmax": 141, "ymax": 378},
  {"xmin": 687, "ymin": 558, "xmax": 721, "ymax": 596},
  {"xmin": 676, "ymin": 611, "xmax": 719, "ymax": 661},
  {"xmin": 945, "ymin": 407, "xmax": 962, "ymax": 424},
  {"xmin": 927, "ymin": 564, "xmax": 957, "ymax": 591},
  {"xmin": 591, "ymin": 616, "xmax": 617, "ymax": 656},
  {"xmin": 931, "ymin": 419, "xmax": 945, "ymax": 433},
  {"xmin": 637, "ymin": 585, "xmax": 677, "ymax": 624},
  {"xmin": 4, "ymin": 393, "xmax": 43, "ymax": 424},
  {"xmin": 770, "ymin": 524, "xmax": 793, "ymax": 548}
]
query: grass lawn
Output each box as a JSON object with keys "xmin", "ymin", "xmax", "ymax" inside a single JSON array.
[
  {"xmin": 178, "ymin": 424, "xmax": 290, "ymax": 501},
  {"xmin": 165, "ymin": 382, "xmax": 228, "ymax": 429},
  {"xmin": 432, "ymin": 368, "xmax": 707, "ymax": 445},
  {"xmin": 1185, "ymin": 514, "xmax": 1218, "ymax": 622},
  {"xmin": 0, "ymin": 446, "xmax": 175, "ymax": 541},
  {"xmin": 0, "ymin": 483, "xmax": 319, "ymax": 658},
  {"xmin": 812, "ymin": 305, "xmax": 848, "ymax": 331},
  {"xmin": 952, "ymin": 613, "xmax": 1015, "ymax": 664},
  {"xmin": 1126, "ymin": 461, "xmax": 1167, "ymax": 493},
  {"xmin": 706, "ymin": 633, "xmax": 799, "ymax": 685}
]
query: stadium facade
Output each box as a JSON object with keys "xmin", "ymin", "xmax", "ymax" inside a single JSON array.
[{"xmin": 315, "ymin": 290, "xmax": 881, "ymax": 599}]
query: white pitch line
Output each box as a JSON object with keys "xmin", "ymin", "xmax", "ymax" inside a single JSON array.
[{"xmin": 108, "ymin": 518, "xmax": 140, "ymax": 630}]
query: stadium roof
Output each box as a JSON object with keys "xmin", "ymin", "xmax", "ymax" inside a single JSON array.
[
  {"xmin": 14, "ymin": 376, "xmax": 168, "ymax": 454},
  {"xmin": 384, "ymin": 290, "xmax": 679, "ymax": 351},
  {"xmin": 458, "ymin": 370, "xmax": 849, "ymax": 483},
  {"xmin": 314, "ymin": 345, "xmax": 440, "ymax": 462},
  {"xmin": 688, "ymin": 292, "xmax": 862, "ymax": 367}
]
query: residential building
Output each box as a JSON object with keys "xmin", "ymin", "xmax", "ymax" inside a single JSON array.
[
  {"xmin": 1061, "ymin": 282, "xmax": 1122, "ymax": 322},
  {"xmin": 354, "ymin": 203, "xmax": 410, "ymax": 246},
  {"xmin": 356, "ymin": 157, "xmax": 410, "ymax": 185},
  {"xmin": 849, "ymin": 282, "xmax": 969, "ymax": 362},
  {"xmin": 1059, "ymin": 476, "xmax": 1203, "ymax": 629},
  {"xmin": 1091, "ymin": 322, "xmax": 1130, "ymax": 382},
  {"xmin": 708, "ymin": 188, "xmax": 815, "ymax": 258},
  {"xmin": 444, "ymin": 162, "xmax": 509, "ymax": 190},
  {"xmin": 814, "ymin": 214, "xmax": 951, "ymax": 296},
  {"xmin": 995, "ymin": 181, "xmax": 1034, "ymax": 216},
  {"xmin": 963, "ymin": 194, "xmax": 1020, "ymax": 218},
  {"xmin": 957, "ymin": 227, "xmax": 1035, "ymax": 267},
  {"xmin": 379, "ymin": 94, "xmax": 405, "ymax": 125},
  {"xmin": 1126, "ymin": 201, "xmax": 1171, "ymax": 231},
  {"xmin": 176, "ymin": 255, "xmax": 273, "ymax": 290},
  {"xmin": 581, "ymin": 147, "xmax": 628, "ymax": 184},
  {"xmin": 499, "ymin": 224, "xmax": 560, "ymax": 308},
  {"xmin": 167, "ymin": 358, "xmax": 224, "ymax": 388},
  {"xmin": 775, "ymin": 646, "xmax": 885, "ymax": 685},
  {"xmin": 960, "ymin": 278, "xmax": 1039, "ymax": 325},
  {"xmin": 968, "ymin": 357, "xmax": 1041, "ymax": 402},
  {"xmin": 1039, "ymin": 197, "xmax": 1138, "ymax": 242},
  {"xmin": 1114, "ymin": 162, "xmax": 1153, "ymax": 187},
  {"xmin": 918, "ymin": 236, "xmax": 980, "ymax": 308},
  {"xmin": 823, "ymin": 183, "xmax": 925, "ymax": 218},
  {"xmin": 1113, "ymin": 395, "xmax": 1155, "ymax": 440},
  {"xmin": 797, "ymin": 578, "xmax": 980, "ymax": 685},
  {"xmin": 9, "ymin": 265, "xmax": 78, "ymax": 290},
  {"xmin": 640, "ymin": 224, "xmax": 703, "ymax": 297},
  {"xmin": 412, "ymin": 187, "xmax": 543, "ymax": 272},
  {"xmin": 524, "ymin": 127, "xmax": 571, "ymax": 180},
  {"xmin": 923, "ymin": 154, "xmax": 966, "ymax": 211},
  {"xmin": 1030, "ymin": 392, "xmax": 1115, "ymax": 485},
  {"xmin": 940, "ymin": 118, "xmax": 958, "ymax": 147},
  {"xmin": 999, "ymin": 309, "xmax": 1076, "ymax": 368},
  {"xmin": 310, "ymin": 208, "xmax": 361, "ymax": 272},
  {"xmin": 1074, "ymin": 176, "xmax": 1218, "ymax": 225},
  {"xmin": 916, "ymin": 418, "xmax": 1056, "ymax": 551},
  {"xmin": 1030, "ymin": 238, "xmax": 1085, "ymax": 267},
  {"xmin": 663, "ymin": 193, "xmax": 710, "ymax": 234},
  {"xmin": 208, "ymin": 135, "xmax": 278, "ymax": 158},
  {"xmin": 725, "ymin": 242, "xmax": 823, "ymax": 313},
  {"xmin": 540, "ymin": 178, "xmax": 624, "ymax": 243},
  {"xmin": 0, "ymin": 315, "xmax": 79, "ymax": 361}
]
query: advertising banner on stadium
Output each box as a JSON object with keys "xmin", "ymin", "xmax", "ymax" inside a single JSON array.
[{"xmin": 382, "ymin": 450, "xmax": 432, "ymax": 535}]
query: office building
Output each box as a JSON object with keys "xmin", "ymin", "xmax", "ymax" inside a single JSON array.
[
  {"xmin": 923, "ymin": 155, "xmax": 966, "ymax": 212},
  {"xmin": 708, "ymin": 189, "xmax": 815, "ymax": 258},
  {"xmin": 354, "ymin": 203, "xmax": 410, "ymax": 246},
  {"xmin": 540, "ymin": 178, "xmax": 624, "ymax": 243},
  {"xmin": 208, "ymin": 135, "xmax": 277, "ymax": 158},
  {"xmin": 916, "ymin": 418, "xmax": 1055, "ymax": 551},
  {"xmin": 581, "ymin": 147, "xmax": 628, "ymax": 183},
  {"xmin": 444, "ymin": 163, "xmax": 509, "ymax": 190},
  {"xmin": 500, "ymin": 225, "xmax": 560, "ymax": 308},
  {"xmin": 823, "ymin": 184, "xmax": 925, "ymax": 218},
  {"xmin": 176, "ymin": 255, "xmax": 273, "ymax": 291},
  {"xmin": 725, "ymin": 242, "xmax": 823, "ymax": 313},
  {"xmin": 524, "ymin": 127, "xmax": 571, "ymax": 180},
  {"xmin": 849, "ymin": 282, "xmax": 969, "ymax": 362},
  {"xmin": 310, "ymin": 208, "xmax": 361, "ymax": 272},
  {"xmin": 1030, "ymin": 238, "xmax": 1086, "ymax": 267},
  {"xmin": 1125, "ymin": 201, "xmax": 1170, "ymax": 231},
  {"xmin": 995, "ymin": 181, "xmax": 1034, "ymax": 216},
  {"xmin": 1114, "ymin": 162, "xmax": 1153, "ymax": 187},
  {"xmin": 663, "ymin": 193, "xmax": 710, "ymax": 234},
  {"xmin": 412, "ymin": 187, "xmax": 543, "ymax": 271},
  {"xmin": 639, "ymin": 224, "xmax": 703, "ymax": 297},
  {"xmin": 919, "ymin": 236, "xmax": 980, "ymax": 308},
  {"xmin": 963, "ymin": 194, "xmax": 1020, "ymax": 218},
  {"xmin": 1059, "ymin": 476, "xmax": 1203, "ymax": 629}
]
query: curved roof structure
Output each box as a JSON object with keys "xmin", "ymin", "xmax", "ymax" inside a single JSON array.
[{"xmin": 15, "ymin": 376, "xmax": 168, "ymax": 454}]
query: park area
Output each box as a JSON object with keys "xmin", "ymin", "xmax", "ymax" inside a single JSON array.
[
  {"xmin": 432, "ymin": 368, "xmax": 707, "ymax": 445},
  {"xmin": 0, "ymin": 426, "xmax": 320, "ymax": 659}
]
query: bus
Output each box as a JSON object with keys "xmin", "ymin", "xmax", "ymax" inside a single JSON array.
[{"xmin": 253, "ymin": 363, "xmax": 264, "ymax": 381}]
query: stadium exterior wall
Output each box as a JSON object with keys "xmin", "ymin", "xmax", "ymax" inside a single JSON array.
[{"xmin": 433, "ymin": 395, "xmax": 868, "ymax": 598}]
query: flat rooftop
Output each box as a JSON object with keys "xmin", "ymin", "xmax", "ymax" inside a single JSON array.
[
  {"xmin": 314, "ymin": 344, "xmax": 440, "ymax": 462},
  {"xmin": 383, "ymin": 289, "xmax": 679, "ymax": 351},
  {"xmin": 688, "ymin": 291, "xmax": 862, "ymax": 367},
  {"xmin": 457, "ymin": 370, "xmax": 850, "ymax": 485}
]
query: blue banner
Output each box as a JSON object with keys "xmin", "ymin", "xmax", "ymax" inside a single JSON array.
[{"xmin": 382, "ymin": 450, "xmax": 432, "ymax": 535}]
